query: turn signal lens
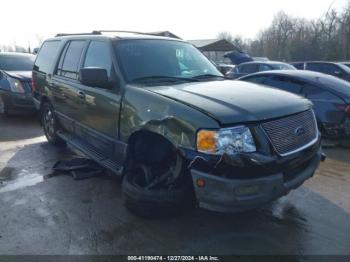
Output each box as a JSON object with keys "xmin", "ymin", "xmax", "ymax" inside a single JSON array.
[{"xmin": 197, "ymin": 130, "xmax": 216, "ymax": 153}]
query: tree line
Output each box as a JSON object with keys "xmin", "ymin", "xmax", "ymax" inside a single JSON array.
[{"xmin": 218, "ymin": 1, "xmax": 350, "ymax": 62}]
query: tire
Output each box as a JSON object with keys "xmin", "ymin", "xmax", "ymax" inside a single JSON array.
[
  {"xmin": 122, "ymin": 173, "xmax": 194, "ymax": 218},
  {"xmin": 122, "ymin": 155, "xmax": 195, "ymax": 218},
  {"xmin": 41, "ymin": 102, "xmax": 65, "ymax": 146}
]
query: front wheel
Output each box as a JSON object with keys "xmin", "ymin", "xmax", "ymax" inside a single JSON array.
[
  {"xmin": 122, "ymin": 153, "xmax": 195, "ymax": 218},
  {"xmin": 41, "ymin": 102, "xmax": 65, "ymax": 145}
]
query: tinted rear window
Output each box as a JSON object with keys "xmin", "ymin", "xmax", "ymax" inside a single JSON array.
[
  {"xmin": 291, "ymin": 63, "xmax": 304, "ymax": 70},
  {"xmin": 34, "ymin": 41, "xmax": 61, "ymax": 73},
  {"xmin": 0, "ymin": 54, "xmax": 35, "ymax": 71}
]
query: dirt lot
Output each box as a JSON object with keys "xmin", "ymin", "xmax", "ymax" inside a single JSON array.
[{"xmin": 0, "ymin": 114, "xmax": 349, "ymax": 255}]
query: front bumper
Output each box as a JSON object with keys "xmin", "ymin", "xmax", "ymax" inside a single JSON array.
[
  {"xmin": 189, "ymin": 145, "xmax": 323, "ymax": 213},
  {"xmin": 0, "ymin": 90, "xmax": 36, "ymax": 113}
]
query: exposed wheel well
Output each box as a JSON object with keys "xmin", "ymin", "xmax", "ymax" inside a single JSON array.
[
  {"xmin": 126, "ymin": 130, "xmax": 177, "ymax": 166},
  {"xmin": 40, "ymin": 96, "xmax": 50, "ymax": 107}
]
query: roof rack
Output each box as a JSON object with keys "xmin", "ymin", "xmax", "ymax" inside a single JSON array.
[
  {"xmin": 55, "ymin": 32, "xmax": 101, "ymax": 37},
  {"xmin": 92, "ymin": 30, "xmax": 157, "ymax": 36},
  {"xmin": 55, "ymin": 30, "xmax": 165, "ymax": 38}
]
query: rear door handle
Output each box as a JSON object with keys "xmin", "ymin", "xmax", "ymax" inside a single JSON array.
[{"xmin": 77, "ymin": 91, "xmax": 85, "ymax": 100}]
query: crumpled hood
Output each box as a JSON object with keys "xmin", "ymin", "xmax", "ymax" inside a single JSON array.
[
  {"xmin": 4, "ymin": 71, "xmax": 32, "ymax": 81},
  {"xmin": 145, "ymin": 80, "xmax": 312, "ymax": 125}
]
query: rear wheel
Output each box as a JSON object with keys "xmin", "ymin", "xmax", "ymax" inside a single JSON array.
[{"xmin": 41, "ymin": 102, "xmax": 65, "ymax": 145}]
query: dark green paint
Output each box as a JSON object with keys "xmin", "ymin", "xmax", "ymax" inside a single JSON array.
[{"xmin": 33, "ymin": 34, "xmax": 313, "ymax": 170}]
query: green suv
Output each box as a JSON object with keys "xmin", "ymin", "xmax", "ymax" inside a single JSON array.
[{"xmin": 32, "ymin": 31, "xmax": 323, "ymax": 216}]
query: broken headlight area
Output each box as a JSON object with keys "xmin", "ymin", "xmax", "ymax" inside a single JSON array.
[{"xmin": 196, "ymin": 126, "xmax": 256, "ymax": 155}]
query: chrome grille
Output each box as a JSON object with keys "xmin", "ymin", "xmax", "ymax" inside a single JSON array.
[{"xmin": 261, "ymin": 110, "xmax": 317, "ymax": 156}]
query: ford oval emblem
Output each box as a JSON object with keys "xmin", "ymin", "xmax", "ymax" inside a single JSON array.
[{"xmin": 295, "ymin": 126, "xmax": 306, "ymax": 136}]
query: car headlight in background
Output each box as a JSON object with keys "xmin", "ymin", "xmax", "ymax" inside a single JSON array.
[
  {"xmin": 197, "ymin": 126, "xmax": 256, "ymax": 155},
  {"xmin": 8, "ymin": 76, "xmax": 25, "ymax": 93}
]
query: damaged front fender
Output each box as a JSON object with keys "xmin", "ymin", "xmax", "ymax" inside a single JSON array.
[{"xmin": 120, "ymin": 85, "xmax": 220, "ymax": 148}]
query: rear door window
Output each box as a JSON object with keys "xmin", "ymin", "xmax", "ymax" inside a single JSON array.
[
  {"xmin": 292, "ymin": 63, "xmax": 304, "ymax": 70},
  {"xmin": 259, "ymin": 64, "xmax": 272, "ymax": 72},
  {"xmin": 307, "ymin": 63, "xmax": 340, "ymax": 75},
  {"xmin": 264, "ymin": 76, "xmax": 303, "ymax": 94},
  {"xmin": 306, "ymin": 63, "xmax": 323, "ymax": 72},
  {"xmin": 34, "ymin": 41, "xmax": 61, "ymax": 73},
  {"xmin": 56, "ymin": 40, "xmax": 86, "ymax": 79},
  {"xmin": 83, "ymin": 41, "xmax": 112, "ymax": 77}
]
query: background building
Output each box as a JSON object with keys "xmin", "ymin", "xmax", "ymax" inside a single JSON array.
[{"xmin": 188, "ymin": 39, "xmax": 239, "ymax": 64}]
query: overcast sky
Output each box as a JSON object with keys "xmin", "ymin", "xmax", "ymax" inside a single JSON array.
[{"xmin": 0, "ymin": 0, "xmax": 348, "ymax": 48}]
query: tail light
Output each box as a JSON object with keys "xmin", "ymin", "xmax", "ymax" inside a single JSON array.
[{"xmin": 31, "ymin": 72, "xmax": 36, "ymax": 92}]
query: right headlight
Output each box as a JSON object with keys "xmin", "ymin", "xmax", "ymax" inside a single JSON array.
[
  {"xmin": 8, "ymin": 76, "xmax": 25, "ymax": 93},
  {"xmin": 196, "ymin": 125, "xmax": 256, "ymax": 155}
]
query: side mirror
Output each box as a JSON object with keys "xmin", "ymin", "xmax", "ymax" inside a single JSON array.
[{"xmin": 79, "ymin": 67, "xmax": 109, "ymax": 88}]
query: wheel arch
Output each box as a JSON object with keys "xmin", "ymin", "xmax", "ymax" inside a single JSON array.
[{"xmin": 125, "ymin": 129, "xmax": 180, "ymax": 166}]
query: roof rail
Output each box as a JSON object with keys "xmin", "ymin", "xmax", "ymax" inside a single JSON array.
[
  {"xmin": 55, "ymin": 30, "xmax": 163, "ymax": 38},
  {"xmin": 92, "ymin": 30, "xmax": 156, "ymax": 36},
  {"xmin": 55, "ymin": 32, "xmax": 101, "ymax": 37}
]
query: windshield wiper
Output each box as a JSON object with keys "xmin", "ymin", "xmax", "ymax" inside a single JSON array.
[
  {"xmin": 131, "ymin": 76, "xmax": 199, "ymax": 83},
  {"xmin": 191, "ymin": 74, "xmax": 226, "ymax": 80}
]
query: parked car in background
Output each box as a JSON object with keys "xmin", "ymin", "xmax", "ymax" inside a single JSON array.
[
  {"xmin": 33, "ymin": 31, "xmax": 322, "ymax": 217},
  {"xmin": 0, "ymin": 52, "xmax": 36, "ymax": 115},
  {"xmin": 239, "ymin": 70, "xmax": 350, "ymax": 143},
  {"xmin": 225, "ymin": 61, "xmax": 296, "ymax": 79},
  {"xmin": 252, "ymin": 57, "xmax": 269, "ymax": 62},
  {"xmin": 340, "ymin": 62, "xmax": 350, "ymax": 69},
  {"xmin": 215, "ymin": 63, "xmax": 235, "ymax": 75},
  {"xmin": 290, "ymin": 61, "xmax": 350, "ymax": 82}
]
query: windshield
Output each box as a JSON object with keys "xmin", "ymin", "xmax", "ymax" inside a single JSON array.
[
  {"xmin": 0, "ymin": 54, "xmax": 35, "ymax": 71},
  {"xmin": 115, "ymin": 40, "xmax": 222, "ymax": 83},
  {"xmin": 271, "ymin": 63, "xmax": 296, "ymax": 70}
]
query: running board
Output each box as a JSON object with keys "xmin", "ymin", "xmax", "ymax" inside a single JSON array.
[{"xmin": 57, "ymin": 131, "xmax": 123, "ymax": 176}]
